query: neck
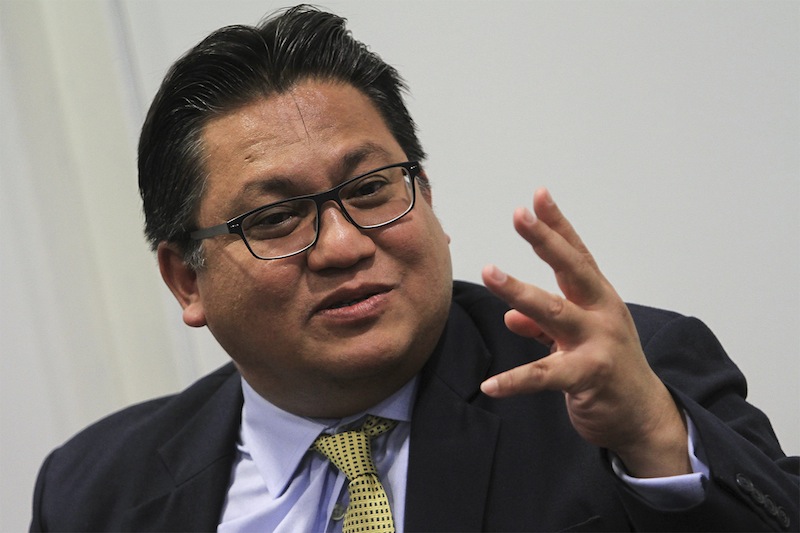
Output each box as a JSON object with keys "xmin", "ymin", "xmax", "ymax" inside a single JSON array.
[{"xmin": 235, "ymin": 363, "xmax": 421, "ymax": 419}]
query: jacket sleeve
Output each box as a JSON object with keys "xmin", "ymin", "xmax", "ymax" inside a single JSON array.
[{"xmin": 617, "ymin": 310, "xmax": 798, "ymax": 532}]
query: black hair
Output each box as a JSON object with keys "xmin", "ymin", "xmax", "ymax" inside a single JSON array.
[{"xmin": 138, "ymin": 4, "xmax": 426, "ymax": 266}]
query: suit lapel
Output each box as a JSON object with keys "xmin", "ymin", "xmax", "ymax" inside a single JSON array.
[
  {"xmin": 120, "ymin": 286, "xmax": 505, "ymax": 531},
  {"xmin": 405, "ymin": 304, "xmax": 501, "ymax": 532},
  {"xmin": 121, "ymin": 367, "xmax": 243, "ymax": 532}
]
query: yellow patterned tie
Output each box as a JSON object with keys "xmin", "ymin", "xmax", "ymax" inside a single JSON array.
[{"xmin": 312, "ymin": 415, "xmax": 397, "ymax": 533}]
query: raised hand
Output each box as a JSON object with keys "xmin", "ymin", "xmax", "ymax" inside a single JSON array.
[{"xmin": 480, "ymin": 188, "xmax": 691, "ymax": 478}]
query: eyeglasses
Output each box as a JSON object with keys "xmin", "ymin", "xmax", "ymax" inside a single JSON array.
[{"xmin": 190, "ymin": 161, "xmax": 421, "ymax": 260}]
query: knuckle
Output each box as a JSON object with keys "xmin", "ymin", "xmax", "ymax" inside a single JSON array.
[
  {"xmin": 522, "ymin": 361, "xmax": 548, "ymax": 386},
  {"xmin": 580, "ymin": 347, "xmax": 614, "ymax": 381},
  {"xmin": 546, "ymin": 294, "xmax": 567, "ymax": 318}
]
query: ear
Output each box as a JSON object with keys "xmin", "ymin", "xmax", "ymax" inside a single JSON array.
[
  {"xmin": 419, "ymin": 169, "xmax": 433, "ymax": 207},
  {"xmin": 157, "ymin": 242, "xmax": 207, "ymax": 327},
  {"xmin": 417, "ymin": 170, "xmax": 451, "ymax": 243}
]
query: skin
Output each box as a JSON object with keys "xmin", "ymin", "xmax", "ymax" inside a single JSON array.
[
  {"xmin": 158, "ymin": 79, "xmax": 689, "ymax": 478},
  {"xmin": 158, "ymin": 81, "xmax": 453, "ymax": 419},
  {"xmin": 480, "ymin": 189, "xmax": 691, "ymax": 478}
]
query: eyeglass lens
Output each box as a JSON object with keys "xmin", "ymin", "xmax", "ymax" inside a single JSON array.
[{"xmin": 241, "ymin": 164, "xmax": 414, "ymax": 259}]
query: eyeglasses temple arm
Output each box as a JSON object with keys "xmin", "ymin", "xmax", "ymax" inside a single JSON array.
[{"xmin": 189, "ymin": 222, "xmax": 234, "ymax": 241}]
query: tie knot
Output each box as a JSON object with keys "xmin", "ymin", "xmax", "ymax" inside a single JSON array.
[
  {"xmin": 361, "ymin": 415, "xmax": 397, "ymax": 438},
  {"xmin": 312, "ymin": 416, "xmax": 396, "ymax": 480},
  {"xmin": 312, "ymin": 415, "xmax": 397, "ymax": 533}
]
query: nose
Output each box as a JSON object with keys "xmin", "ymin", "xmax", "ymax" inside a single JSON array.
[{"xmin": 306, "ymin": 202, "xmax": 377, "ymax": 270}]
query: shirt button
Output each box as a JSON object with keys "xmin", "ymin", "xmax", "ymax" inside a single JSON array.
[{"xmin": 332, "ymin": 503, "xmax": 346, "ymax": 521}]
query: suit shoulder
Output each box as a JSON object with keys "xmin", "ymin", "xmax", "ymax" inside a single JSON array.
[
  {"xmin": 452, "ymin": 280, "xmax": 509, "ymax": 315},
  {"xmin": 48, "ymin": 363, "xmax": 240, "ymax": 463},
  {"xmin": 627, "ymin": 303, "xmax": 684, "ymax": 340},
  {"xmin": 32, "ymin": 364, "xmax": 241, "ymax": 531},
  {"xmin": 625, "ymin": 303, "xmax": 726, "ymax": 357}
]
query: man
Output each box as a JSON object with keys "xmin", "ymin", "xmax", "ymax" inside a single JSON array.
[{"xmin": 31, "ymin": 5, "xmax": 797, "ymax": 532}]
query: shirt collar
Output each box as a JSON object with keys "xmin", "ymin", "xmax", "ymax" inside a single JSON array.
[{"xmin": 239, "ymin": 376, "xmax": 417, "ymax": 496}]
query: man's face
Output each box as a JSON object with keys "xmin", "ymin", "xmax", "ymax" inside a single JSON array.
[{"xmin": 169, "ymin": 81, "xmax": 452, "ymax": 416}]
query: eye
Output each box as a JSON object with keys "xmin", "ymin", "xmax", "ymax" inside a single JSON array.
[
  {"xmin": 352, "ymin": 176, "xmax": 389, "ymax": 198},
  {"xmin": 256, "ymin": 210, "xmax": 293, "ymax": 227},
  {"xmin": 243, "ymin": 201, "xmax": 313, "ymax": 240},
  {"xmin": 342, "ymin": 175, "xmax": 395, "ymax": 209},
  {"xmin": 249, "ymin": 207, "xmax": 296, "ymax": 227}
]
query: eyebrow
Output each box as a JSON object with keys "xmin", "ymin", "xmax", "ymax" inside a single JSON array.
[
  {"xmin": 338, "ymin": 143, "xmax": 393, "ymax": 178},
  {"xmin": 230, "ymin": 142, "xmax": 395, "ymax": 215}
]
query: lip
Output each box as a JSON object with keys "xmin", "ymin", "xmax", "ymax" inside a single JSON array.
[{"xmin": 312, "ymin": 283, "xmax": 394, "ymax": 320}]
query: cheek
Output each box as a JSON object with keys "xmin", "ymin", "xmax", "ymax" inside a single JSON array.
[
  {"xmin": 199, "ymin": 258, "xmax": 304, "ymax": 332},
  {"xmin": 407, "ymin": 206, "xmax": 452, "ymax": 265},
  {"xmin": 384, "ymin": 208, "xmax": 453, "ymax": 287}
]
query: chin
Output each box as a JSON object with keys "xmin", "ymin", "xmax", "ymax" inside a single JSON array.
[{"xmin": 328, "ymin": 339, "xmax": 424, "ymax": 381}]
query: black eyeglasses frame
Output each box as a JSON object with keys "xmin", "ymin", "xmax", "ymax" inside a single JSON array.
[{"xmin": 189, "ymin": 161, "xmax": 421, "ymax": 260}]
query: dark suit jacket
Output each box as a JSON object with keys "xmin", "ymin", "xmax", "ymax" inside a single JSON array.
[{"xmin": 31, "ymin": 282, "xmax": 798, "ymax": 532}]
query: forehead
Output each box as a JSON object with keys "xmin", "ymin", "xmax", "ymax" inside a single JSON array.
[{"xmin": 198, "ymin": 81, "xmax": 405, "ymax": 213}]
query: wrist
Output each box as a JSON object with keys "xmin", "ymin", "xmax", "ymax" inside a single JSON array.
[{"xmin": 614, "ymin": 394, "xmax": 691, "ymax": 478}]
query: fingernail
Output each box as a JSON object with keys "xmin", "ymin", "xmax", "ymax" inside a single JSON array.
[
  {"xmin": 518, "ymin": 207, "xmax": 536, "ymax": 225},
  {"xmin": 543, "ymin": 188, "xmax": 555, "ymax": 206},
  {"xmin": 481, "ymin": 378, "xmax": 499, "ymax": 395},
  {"xmin": 485, "ymin": 264, "xmax": 507, "ymax": 283}
]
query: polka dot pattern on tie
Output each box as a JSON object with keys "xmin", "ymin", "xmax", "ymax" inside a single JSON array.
[{"xmin": 313, "ymin": 415, "xmax": 397, "ymax": 533}]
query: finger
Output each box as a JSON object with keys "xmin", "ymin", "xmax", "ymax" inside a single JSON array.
[
  {"xmin": 504, "ymin": 309, "xmax": 554, "ymax": 348},
  {"xmin": 512, "ymin": 206, "xmax": 577, "ymax": 271},
  {"xmin": 482, "ymin": 264, "xmax": 584, "ymax": 342},
  {"xmin": 480, "ymin": 350, "xmax": 578, "ymax": 397},
  {"xmin": 532, "ymin": 188, "xmax": 595, "ymax": 265},
  {"xmin": 481, "ymin": 360, "xmax": 549, "ymax": 397},
  {"xmin": 510, "ymin": 208, "xmax": 604, "ymax": 305}
]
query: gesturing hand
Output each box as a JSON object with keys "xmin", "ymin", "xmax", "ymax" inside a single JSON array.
[{"xmin": 480, "ymin": 188, "xmax": 691, "ymax": 478}]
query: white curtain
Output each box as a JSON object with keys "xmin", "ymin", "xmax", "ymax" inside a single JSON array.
[{"xmin": 0, "ymin": 2, "xmax": 227, "ymax": 528}]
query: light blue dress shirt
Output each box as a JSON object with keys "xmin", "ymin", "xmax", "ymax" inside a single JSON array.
[
  {"xmin": 219, "ymin": 376, "xmax": 709, "ymax": 532},
  {"xmin": 218, "ymin": 377, "xmax": 416, "ymax": 533}
]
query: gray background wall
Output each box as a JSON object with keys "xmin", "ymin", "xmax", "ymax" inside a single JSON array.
[{"xmin": 2, "ymin": 1, "xmax": 797, "ymax": 530}]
